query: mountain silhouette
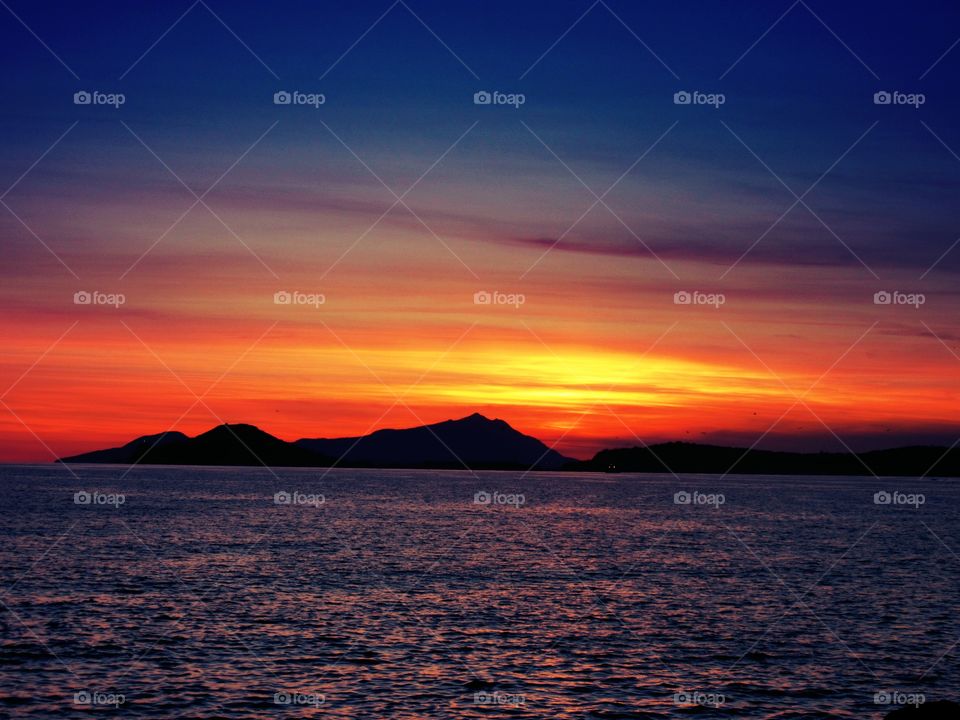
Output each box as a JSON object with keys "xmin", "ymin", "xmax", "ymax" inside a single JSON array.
[
  {"xmin": 56, "ymin": 430, "xmax": 189, "ymax": 464},
  {"xmin": 295, "ymin": 412, "xmax": 570, "ymax": 469},
  {"xmin": 56, "ymin": 417, "xmax": 960, "ymax": 475},
  {"xmin": 148, "ymin": 424, "xmax": 329, "ymax": 467},
  {"xmin": 57, "ymin": 414, "xmax": 572, "ymax": 470},
  {"xmin": 59, "ymin": 424, "xmax": 328, "ymax": 467},
  {"xmin": 569, "ymin": 441, "xmax": 960, "ymax": 477}
]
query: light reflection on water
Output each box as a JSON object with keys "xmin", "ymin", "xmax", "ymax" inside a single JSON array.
[{"xmin": 0, "ymin": 466, "xmax": 957, "ymax": 718}]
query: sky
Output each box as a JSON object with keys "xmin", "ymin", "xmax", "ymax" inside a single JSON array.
[{"xmin": 2, "ymin": 0, "xmax": 960, "ymax": 463}]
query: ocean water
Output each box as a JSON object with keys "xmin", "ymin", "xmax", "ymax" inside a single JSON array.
[{"xmin": 0, "ymin": 465, "xmax": 957, "ymax": 718}]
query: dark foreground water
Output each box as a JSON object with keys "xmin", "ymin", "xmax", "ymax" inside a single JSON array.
[{"xmin": 0, "ymin": 465, "xmax": 957, "ymax": 718}]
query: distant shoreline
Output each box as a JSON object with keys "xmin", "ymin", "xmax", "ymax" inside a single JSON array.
[
  {"xmin": 14, "ymin": 462, "xmax": 956, "ymax": 479},
  {"xmin": 50, "ymin": 414, "xmax": 960, "ymax": 478}
]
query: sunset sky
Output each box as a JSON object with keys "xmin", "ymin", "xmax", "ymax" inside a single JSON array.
[{"xmin": 2, "ymin": 0, "xmax": 960, "ymax": 463}]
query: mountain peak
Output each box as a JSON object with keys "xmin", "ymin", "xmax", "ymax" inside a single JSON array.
[
  {"xmin": 296, "ymin": 413, "xmax": 571, "ymax": 469},
  {"xmin": 205, "ymin": 423, "xmax": 264, "ymax": 434},
  {"xmin": 457, "ymin": 412, "xmax": 495, "ymax": 423}
]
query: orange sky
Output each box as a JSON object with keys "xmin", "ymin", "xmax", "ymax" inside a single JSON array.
[
  {"xmin": 3, "ymin": 65, "xmax": 959, "ymax": 464},
  {"xmin": 2, "ymin": 234, "xmax": 958, "ymax": 462}
]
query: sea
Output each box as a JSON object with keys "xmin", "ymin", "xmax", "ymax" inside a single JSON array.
[{"xmin": 0, "ymin": 465, "xmax": 957, "ymax": 718}]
